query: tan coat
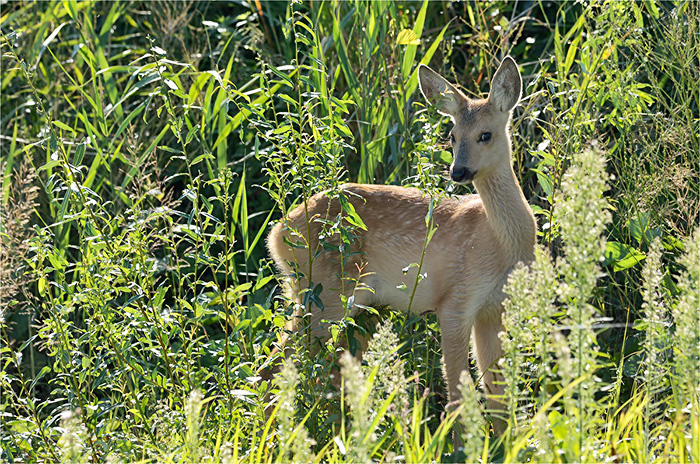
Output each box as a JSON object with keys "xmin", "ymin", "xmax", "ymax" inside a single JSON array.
[{"xmin": 267, "ymin": 56, "xmax": 537, "ymax": 434}]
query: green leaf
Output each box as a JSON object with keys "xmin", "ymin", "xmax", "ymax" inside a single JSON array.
[
  {"xmin": 628, "ymin": 212, "xmax": 660, "ymax": 245},
  {"xmin": 643, "ymin": 0, "xmax": 660, "ymax": 19},
  {"xmin": 402, "ymin": 263, "xmax": 419, "ymax": 275},
  {"xmin": 267, "ymin": 64, "xmax": 294, "ymax": 88},
  {"xmin": 277, "ymin": 93, "xmax": 298, "ymax": 107},
  {"xmin": 29, "ymin": 366, "xmax": 51, "ymax": 393},
  {"xmin": 339, "ymin": 196, "xmax": 367, "ymax": 230},
  {"xmin": 563, "ymin": 33, "xmax": 581, "ymax": 76},
  {"xmin": 52, "ymin": 120, "xmax": 75, "ymax": 135},
  {"xmin": 631, "ymin": 2, "xmax": 644, "ymax": 28},
  {"xmin": 330, "ymin": 325, "xmax": 339, "ymax": 344},
  {"xmin": 401, "ymin": 0, "xmax": 429, "ymax": 80},
  {"xmin": 246, "ymin": 207, "xmax": 276, "ymax": 260},
  {"xmin": 549, "ymin": 410, "xmax": 567, "ymax": 442},
  {"xmin": 396, "ymin": 29, "xmax": 420, "ymax": 46},
  {"xmin": 425, "ymin": 197, "xmax": 434, "ymax": 227},
  {"xmin": 533, "ymin": 169, "xmax": 554, "ymax": 198},
  {"xmin": 225, "ymin": 282, "xmax": 252, "ymax": 301},
  {"xmin": 604, "ymin": 241, "xmax": 646, "ymax": 271},
  {"xmin": 190, "ymin": 153, "xmax": 214, "ymax": 166},
  {"xmin": 404, "ymin": 21, "xmax": 449, "ymax": 97}
]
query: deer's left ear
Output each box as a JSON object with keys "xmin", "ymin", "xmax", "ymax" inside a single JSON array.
[{"xmin": 488, "ymin": 56, "xmax": 522, "ymax": 113}]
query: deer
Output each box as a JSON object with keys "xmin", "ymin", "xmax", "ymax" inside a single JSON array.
[{"xmin": 266, "ymin": 56, "xmax": 536, "ymax": 436}]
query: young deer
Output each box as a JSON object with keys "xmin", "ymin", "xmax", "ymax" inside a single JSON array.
[{"xmin": 267, "ymin": 56, "xmax": 536, "ymax": 428}]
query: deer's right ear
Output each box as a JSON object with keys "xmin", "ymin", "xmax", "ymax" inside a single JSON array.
[{"xmin": 418, "ymin": 64, "xmax": 463, "ymax": 118}]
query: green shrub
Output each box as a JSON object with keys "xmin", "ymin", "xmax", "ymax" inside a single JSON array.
[{"xmin": 1, "ymin": 1, "xmax": 697, "ymax": 462}]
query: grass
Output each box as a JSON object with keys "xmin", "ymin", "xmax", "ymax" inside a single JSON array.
[{"xmin": 1, "ymin": 0, "xmax": 698, "ymax": 462}]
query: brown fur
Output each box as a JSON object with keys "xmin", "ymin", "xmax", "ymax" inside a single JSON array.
[{"xmin": 266, "ymin": 57, "xmax": 537, "ymax": 437}]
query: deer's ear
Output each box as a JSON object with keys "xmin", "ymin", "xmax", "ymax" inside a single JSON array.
[
  {"xmin": 418, "ymin": 64, "xmax": 464, "ymax": 118},
  {"xmin": 488, "ymin": 56, "xmax": 522, "ymax": 113}
]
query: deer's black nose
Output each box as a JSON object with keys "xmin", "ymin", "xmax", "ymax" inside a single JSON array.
[{"xmin": 451, "ymin": 166, "xmax": 476, "ymax": 183}]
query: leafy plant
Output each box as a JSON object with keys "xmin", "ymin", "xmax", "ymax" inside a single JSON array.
[{"xmin": 1, "ymin": 0, "xmax": 697, "ymax": 462}]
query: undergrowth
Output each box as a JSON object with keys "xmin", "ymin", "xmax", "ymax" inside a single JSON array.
[{"xmin": 1, "ymin": 0, "xmax": 698, "ymax": 462}]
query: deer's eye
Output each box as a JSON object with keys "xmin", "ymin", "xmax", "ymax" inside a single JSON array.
[
  {"xmin": 449, "ymin": 132, "xmax": 456, "ymax": 145},
  {"xmin": 479, "ymin": 132, "xmax": 492, "ymax": 143}
]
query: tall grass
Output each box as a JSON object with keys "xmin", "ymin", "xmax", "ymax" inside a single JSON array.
[{"xmin": 1, "ymin": 0, "xmax": 698, "ymax": 462}]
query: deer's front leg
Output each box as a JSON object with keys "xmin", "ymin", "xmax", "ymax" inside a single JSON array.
[
  {"xmin": 438, "ymin": 308, "xmax": 474, "ymax": 448},
  {"xmin": 440, "ymin": 315, "xmax": 473, "ymax": 400},
  {"xmin": 473, "ymin": 308, "xmax": 506, "ymax": 433}
]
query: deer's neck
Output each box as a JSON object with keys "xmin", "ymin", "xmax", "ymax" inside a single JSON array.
[{"xmin": 473, "ymin": 161, "xmax": 536, "ymax": 264}]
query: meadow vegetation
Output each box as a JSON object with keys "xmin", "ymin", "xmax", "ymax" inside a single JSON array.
[{"xmin": 1, "ymin": 0, "xmax": 698, "ymax": 462}]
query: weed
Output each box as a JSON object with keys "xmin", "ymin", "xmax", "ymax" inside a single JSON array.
[{"xmin": 1, "ymin": 1, "xmax": 697, "ymax": 462}]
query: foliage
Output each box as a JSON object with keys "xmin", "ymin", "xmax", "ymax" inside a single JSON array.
[{"xmin": 0, "ymin": 0, "xmax": 698, "ymax": 462}]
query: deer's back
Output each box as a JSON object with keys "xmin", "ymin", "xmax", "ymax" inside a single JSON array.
[{"xmin": 269, "ymin": 183, "xmax": 508, "ymax": 315}]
